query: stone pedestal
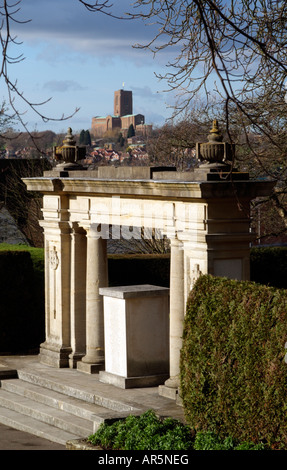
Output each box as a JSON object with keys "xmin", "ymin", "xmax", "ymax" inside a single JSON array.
[{"xmin": 98, "ymin": 285, "xmax": 170, "ymax": 389}]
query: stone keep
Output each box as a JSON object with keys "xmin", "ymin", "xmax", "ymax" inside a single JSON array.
[{"xmin": 23, "ymin": 123, "xmax": 275, "ymax": 399}]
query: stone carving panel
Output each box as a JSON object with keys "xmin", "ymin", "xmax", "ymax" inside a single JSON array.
[{"xmin": 50, "ymin": 246, "xmax": 59, "ymax": 270}]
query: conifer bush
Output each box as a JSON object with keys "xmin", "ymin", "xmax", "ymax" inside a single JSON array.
[
  {"xmin": 180, "ymin": 274, "xmax": 287, "ymax": 449},
  {"xmin": 250, "ymin": 246, "xmax": 287, "ymax": 288},
  {"xmin": 0, "ymin": 246, "xmax": 45, "ymax": 353}
]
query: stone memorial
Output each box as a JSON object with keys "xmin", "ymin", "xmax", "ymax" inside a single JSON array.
[{"xmin": 23, "ymin": 122, "xmax": 275, "ymax": 400}]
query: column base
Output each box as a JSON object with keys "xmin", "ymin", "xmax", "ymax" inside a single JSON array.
[
  {"xmin": 68, "ymin": 352, "xmax": 85, "ymax": 369},
  {"xmin": 39, "ymin": 342, "xmax": 72, "ymax": 368},
  {"xmin": 77, "ymin": 360, "xmax": 105, "ymax": 374},
  {"xmin": 99, "ymin": 371, "xmax": 169, "ymax": 389},
  {"xmin": 158, "ymin": 384, "xmax": 178, "ymax": 400},
  {"xmin": 158, "ymin": 375, "xmax": 182, "ymax": 405}
]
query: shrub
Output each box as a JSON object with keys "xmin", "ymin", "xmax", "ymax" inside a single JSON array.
[
  {"xmin": 180, "ymin": 274, "xmax": 287, "ymax": 449},
  {"xmin": 87, "ymin": 410, "xmax": 194, "ymax": 450},
  {"xmin": 0, "ymin": 244, "xmax": 45, "ymax": 353},
  {"xmin": 193, "ymin": 430, "xmax": 266, "ymax": 450},
  {"xmin": 107, "ymin": 254, "xmax": 170, "ymax": 287},
  {"xmin": 87, "ymin": 410, "xmax": 267, "ymax": 450},
  {"xmin": 250, "ymin": 246, "xmax": 287, "ymax": 288}
]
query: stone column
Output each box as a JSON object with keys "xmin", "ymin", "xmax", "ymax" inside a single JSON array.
[
  {"xmin": 159, "ymin": 237, "xmax": 184, "ymax": 400},
  {"xmin": 77, "ymin": 225, "xmax": 108, "ymax": 374},
  {"xmin": 68, "ymin": 223, "xmax": 87, "ymax": 368}
]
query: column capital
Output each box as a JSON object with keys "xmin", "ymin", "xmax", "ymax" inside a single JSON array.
[
  {"xmin": 80, "ymin": 222, "xmax": 109, "ymax": 240},
  {"xmin": 39, "ymin": 220, "xmax": 71, "ymax": 233},
  {"xmin": 69, "ymin": 221, "xmax": 86, "ymax": 234},
  {"xmin": 169, "ymin": 236, "xmax": 184, "ymax": 248}
]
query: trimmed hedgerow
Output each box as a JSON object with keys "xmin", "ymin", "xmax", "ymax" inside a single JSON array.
[
  {"xmin": 0, "ymin": 249, "xmax": 45, "ymax": 353},
  {"xmin": 250, "ymin": 246, "xmax": 287, "ymax": 289},
  {"xmin": 107, "ymin": 253, "xmax": 170, "ymax": 287},
  {"xmin": 180, "ymin": 274, "xmax": 287, "ymax": 450}
]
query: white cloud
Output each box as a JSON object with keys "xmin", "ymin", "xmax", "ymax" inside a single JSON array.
[
  {"xmin": 2, "ymin": 0, "xmax": 173, "ymax": 132},
  {"xmin": 11, "ymin": 0, "xmax": 170, "ymax": 65},
  {"xmin": 131, "ymin": 85, "xmax": 164, "ymax": 101},
  {"xmin": 43, "ymin": 80, "xmax": 87, "ymax": 92}
]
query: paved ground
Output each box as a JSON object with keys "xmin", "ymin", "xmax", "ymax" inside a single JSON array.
[{"xmin": 0, "ymin": 422, "xmax": 66, "ymax": 450}]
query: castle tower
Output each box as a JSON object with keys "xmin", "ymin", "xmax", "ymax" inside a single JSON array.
[{"xmin": 114, "ymin": 89, "xmax": 133, "ymax": 117}]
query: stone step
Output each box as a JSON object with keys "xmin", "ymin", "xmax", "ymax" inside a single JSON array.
[
  {"xmin": 16, "ymin": 368, "xmax": 142, "ymax": 413},
  {"xmin": 0, "ymin": 365, "xmax": 142, "ymax": 447},
  {"xmin": 0, "ymin": 367, "xmax": 18, "ymax": 380},
  {"xmin": 1, "ymin": 378, "xmax": 132, "ymax": 431},
  {"xmin": 0, "ymin": 358, "xmax": 185, "ymax": 448},
  {"xmin": 0, "ymin": 406, "xmax": 81, "ymax": 446},
  {"xmin": 0, "ymin": 389, "xmax": 94, "ymax": 437}
]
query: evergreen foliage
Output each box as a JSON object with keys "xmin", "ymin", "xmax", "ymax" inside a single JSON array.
[
  {"xmin": 117, "ymin": 132, "xmax": 125, "ymax": 147},
  {"xmin": 180, "ymin": 274, "xmax": 287, "ymax": 449},
  {"xmin": 0, "ymin": 246, "xmax": 45, "ymax": 352},
  {"xmin": 79, "ymin": 129, "xmax": 85, "ymax": 145},
  {"xmin": 250, "ymin": 246, "xmax": 287, "ymax": 289},
  {"xmin": 108, "ymin": 253, "xmax": 170, "ymax": 287},
  {"xmin": 87, "ymin": 409, "xmax": 267, "ymax": 450},
  {"xmin": 88, "ymin": 410, "xmax": 194, "ymax": 450},
  {"xmin": 79, "ymin": 129, "xmax": 91, "ymax": 146},
  {"xmin": 127, "ymin": 124, "xmax": 135, "ymax": 138}
]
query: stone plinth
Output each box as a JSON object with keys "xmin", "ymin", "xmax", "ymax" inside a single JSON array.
[{"xmin": 98, "ymin": 285, "xmax": 170, "ymax": 389}]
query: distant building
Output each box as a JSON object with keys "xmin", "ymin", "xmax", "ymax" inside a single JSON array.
[
  {"xmin": 114, "ymin": 89, "xmax": 133, "ymax": 116},
  {"xmin": 91, "ymin": 89, "xmax": 147, "ymax": 137}
]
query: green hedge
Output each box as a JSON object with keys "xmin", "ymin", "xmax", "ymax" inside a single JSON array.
[
  {"xmin": 108, "ymin": 253, "xmax": 170, "ymax": 287},
  {"xmin": 0, "ymin": 250, "xmax": 45, "ymax": 353},
  {"xmin": 110, "ymin": 247, "xmax": 287, "ymax": 289},
  {"xmin": 250, "ymin": 246, "xmax": 287, "ymax": 288},
  {"xmin": 180, "ymin": 274, "xmax": 287, "ymax": 450}
]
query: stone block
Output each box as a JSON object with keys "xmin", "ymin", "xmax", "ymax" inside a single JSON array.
[
  {"xmin": 99, "ymin": 285, "xmax": 170, "ymax": 388},
  {"xmin": 97, "ymin": 166, "xmax": 176, "ymax": 180}
]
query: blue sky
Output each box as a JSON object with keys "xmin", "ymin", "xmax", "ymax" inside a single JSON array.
[{"xmin": 2, "ymin": 0, "xmax": 179, "ymax": 134}]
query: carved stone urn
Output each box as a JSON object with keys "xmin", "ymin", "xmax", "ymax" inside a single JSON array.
[
  {"xmin": 53, "ymin": 127, "xmax": 86, "ymax": 165},
  {"xmin": 196, "ymin": 119, "xmax": 233, "ymax": 165}
]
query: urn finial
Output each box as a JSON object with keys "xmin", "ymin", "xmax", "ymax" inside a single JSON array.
[
  {"xmin": 196, "ymin": 119, "xmax": 232, "ymax": 164},
  {"xmin": 53, "ymin": 127, "xmax": 86, "ymax": 164},
  {"xmin": 208, "ymin": 119, "xmax": 223, "ymax": 142}
]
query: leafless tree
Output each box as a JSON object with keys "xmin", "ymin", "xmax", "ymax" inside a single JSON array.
[
  {"xmin": 2, "ymin": 1, "xmax": 287, "ymax": 137},
  {"xmin": 128, "ymin": 1, "xmax": 287, "ymax": 119},
  {"xmin": 146, "ymin": 118, "xmax": 208, "ymax": 170},
  {"xmin": 0, "ymin": 159, "xmax": 51, "ymax": 246},
  {"xmin": 2, "ymin": 0, "xmax": 287, "ymax": 240},
  {"xmin": 124, "ymin": 1, "xmax": 287, "ymax": 240}
]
